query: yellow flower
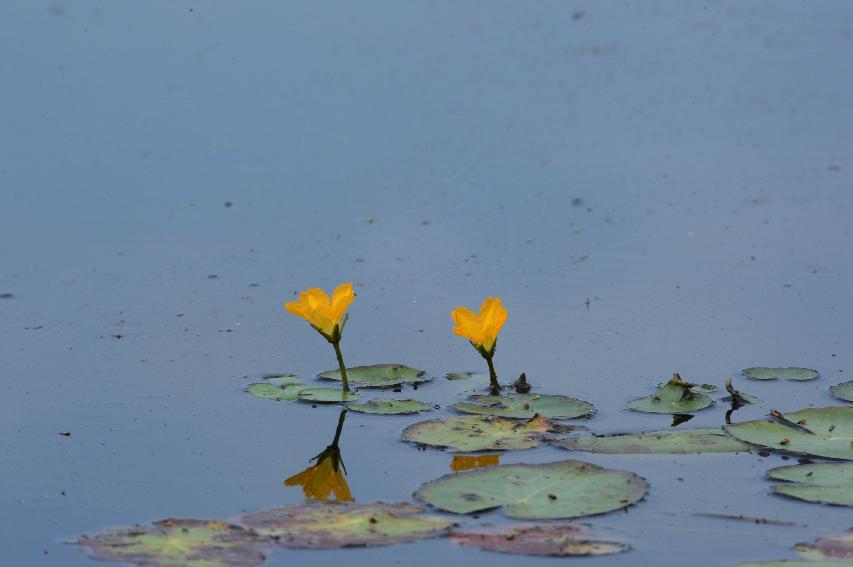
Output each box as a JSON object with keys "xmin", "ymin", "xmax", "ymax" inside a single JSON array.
[
  {"xmin": 451, "ymin": 297, "xmax": 508, "ymax": 353},
  {"xmin": 284, "ymin": 447, "xmax": 352, "ymax": 501},
  {"xmin": 450, "ymin": 454, "xmax": 500, "ymax": 472},
  {"xmin": 285, "ymin": 283, "xmax": 355, "ymax": 339}
]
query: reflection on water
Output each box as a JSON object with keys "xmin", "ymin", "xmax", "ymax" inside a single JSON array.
[
  {"xmin": 450, "ymin": 454, "xmax": 501, "ymax": 472},
  {"xmin": 285, "ymin": 410, "xmax": 353, "ymax": 501}
]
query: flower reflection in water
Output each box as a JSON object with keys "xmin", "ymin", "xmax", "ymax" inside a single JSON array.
[
  {"xmin": 450, "ymin": 454, "xmax": 501, "ymax": 472},
  {"xmin": 285, "ymin": 410, "xmax": 353, "ymax": 501}
]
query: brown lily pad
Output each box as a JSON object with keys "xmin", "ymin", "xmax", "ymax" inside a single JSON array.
[
  {"xmin": 77, "ymin": 519, "xmax": 268, "ymax": 567},
  {"xmin": 795, "ymin": 529, "xmax": 853, "ymax": 560},
  {"xmin": 450, "ymin": 523, "xmax": 629, "ymax": 557},
  {"xmin": 235, "ymin": 501, "xmax": 454, "ymax": 549}
]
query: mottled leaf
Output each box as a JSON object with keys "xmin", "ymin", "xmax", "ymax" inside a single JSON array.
[
  {"xmin": 402, "ymin": 415, "xmax": 563, "ymax": 452},
  {"xmin": 795, "ymin": 530, "xmax": 853, "ymax": 560},
  {"xmin": 626, "ymin": 379, "xmax": 713, "ymax": 414},
  {"xmin": 318, "ymin": 364, "xmax": 427, "ymax": 388},
  {"xmin": 414, "ymin": 460, "xmax": 647, "ymax": 520},
  {"xmin": 830, "ymin": 381, "xmax": 853, "ymax": 403},
  {"xmin": 556, "ymin": 428, "xmax": 750, "ymax": 454},
  {"xmin": 346, "ymin": 399, "xmax": 434, "ymax": 415},
  {"xmin": 297, "ymin": 388, "xmax": 360, "ymax": 404},
  {"xmin": 768, "ymin": 462, "xmax": 853, "ymax": 506},
  {"xmin": 450, "ymin": 523, "xmax": 629, "ymax": 557},
  {"xmin": 743, "ymin": 367, "xmax": 819, "ymax": 381},
  {"xmin": 452, "ymin": 393, "xmax": 595, "ymax": 420},
  {"xmin": 236, "ymin": 502, "xmax": 454, "ymax": 549}
]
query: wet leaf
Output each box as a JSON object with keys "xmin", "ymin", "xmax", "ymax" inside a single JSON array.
[
  {"xmin": 556, "ymin": 428, "xmax": 750, "ymax": 454},
  {"xmin": 743, "ymin": 367, "xmax": 819, "ymax": 381},
  {"xmin": 830, "ymin": 380, "xmax": 853, "ymax": 403},
  {"xmin": 724, "ymin": 406, "xmax": 853, "ymax": 460},
  {"xmin": 297, "ymin": 388, "xmax": 361, "ymax": 404},
  {"xmin": 738, "ymin": 561, "xmax": 851, "ymax": 566},
  {"xmin": 263, "ymin": 374, "xmax": 304, "ymax": 387},
  {"xmin": 318, "ymin": 364, "xmax": 427, "ymax": 388},
  {"xmin": 414, "ymin": 459, "xmax": 647, "ymax": 520},
  {"xmin": 346, "ymin": 399, "xmax": 434, "ymax": 415},
  {"xmin": 452, "ymin": 393, "xmax": 595, "ymax": 420},
  {"xmin": 768, "ymin": 462, "xmax": 853, "ymax": 506},
  {"xmin": 78, "ymin": 519, "xmax": 269, "ymax": 567},
  {"xmin": 247, "ymin": 383, "xmax": 306, "ymax": 401},
  {"xmin": 446, "ymin": 372, "xmax": 485, "ymax": 381},
  {"xmin": 236, "ymin": 502, "xmax": 454, "ymax": 549},
  {"xmin": 795, "ymin": 530, "xmax": 853, "ymax": 560},
  {"xmin": 450, "ymin": 523, "xmax": 629, "ymax": 557},
  {"xmin": 450, "ymin": 454, "xmax": 500, "ymax": 471},
  {"xmin": 626, "ymin": 378, "xmax": 713, "ymax": 414},
  {"xmin": 723, "ymin": 378, "xmax": 759, "ymax": 404},
  {"xmin": 445, "ymin": 372, "xmax": 491, "ymax": 395},
  {"xmin": 401, "ymin": 415, "xmax": 563, "ymax": 452}
]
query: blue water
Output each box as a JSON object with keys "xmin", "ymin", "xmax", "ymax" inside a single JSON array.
[{"xmin": 2, "ymin": 1, "xmax": 852, "ymax": 565}]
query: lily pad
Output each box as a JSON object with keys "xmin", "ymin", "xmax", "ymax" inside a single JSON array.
[
  {"xmin": 830, "ymin": 381, "xmax": 853, "ymax": 403},
  {"xmin": 450, "ymin": 523, "xmax": 629, "ymax": 557},
  {"xmin": 452, "ymin": 393, "xmax": 595, "ymax": 420},
  {"xmin": 402, "ymin": 415, "xmax": 563, "ymax": 452},
  {"xmin": 738, "ymin": 562, "xmax": 852, "ymax": 567},
  {"xmin": 743, "ymin": 367, "xmax": 819, "ymax": 381},
  {"xmin": 627, "ymin": 377, "xmax": 713, "ymax": 414},
  {"xmin": 768, "ymin": 462, "xmax": 853, "ymax": 506},
  {"xmin": 248, "ymin": 383, "xmax": 307, "ymax": 401},
  {"xmin": 297, "ymin": 388, "xmax": 360, "ymax": 404},
  {"xmin": 318, "ymin": 364, "xmax": 427, "ymax": 388},
  {"xmin": 263, "ymin": 374, "xmax": 304, "ymax": 387},
  {"xmin": 556, "ymin": 428, "xmax": 750, "ymax": 454},
  {"xmin": 414, "ymin": 459, "xmax": 647, "ymax": 520},
  {"xmin": 236, "ymin": 502, "xmax": 454, "ymax": 549},
  {"xmin": 347, "ymin": 399, "xmax": 434, "ymax": 415},
  {"xmin": 724, "ymin": 406, "xmax": 853, "ymax": 460},
  {"xmin": 795, "ymin": 530, "xmax": 853, "ymax": 560},
  {"xmin": 78, "ymin": 519, "xmax": 268, "ymax": 567}
]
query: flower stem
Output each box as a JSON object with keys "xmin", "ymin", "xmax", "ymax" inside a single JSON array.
[
  {"xmin": 485, "ymin": 354, "xmax": 501, "ymax": 395},
  {"xmin": 332, "ymin": 340, "xmax": 350, "ymax": 392}
]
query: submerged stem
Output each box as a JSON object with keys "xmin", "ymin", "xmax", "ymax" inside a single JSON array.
[
  {"xmin": 331, "ymin": 409, "xmax": 347, "ymax": 446},
  {"xmin": 332, "ymin": 341, "xmax": 350, "ymax": 392},
  {"xmin": 485, "ymin": 354, "xmax": 501, "ymax": 395}
]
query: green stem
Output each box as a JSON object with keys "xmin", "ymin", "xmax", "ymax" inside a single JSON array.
[
  {"xmin": 332, "ymin": 340, "xmax": 350, "ymax": 392},
  {"xmin": 485, "ymin": 354, "xmax": 501, "ymax": 395}
]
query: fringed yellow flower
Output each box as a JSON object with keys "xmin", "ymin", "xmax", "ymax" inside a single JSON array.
[
  {"xmin": 284, "ymin": 446, "xmax": 352, "ymax": 502},
  {"xmin": 285, "ymin": 283, "xmax": 354, "ymax": 340},
  {"xmin": 451, "ymin": 297, "xmax": 508, "ymax": 393},
  {"xmin": 285, "ymin": 283, "xmax": 355, "ymax": 391},
  {"xmin": 450, "ymin": 454, "xmax": 500, "ymax": 472}
]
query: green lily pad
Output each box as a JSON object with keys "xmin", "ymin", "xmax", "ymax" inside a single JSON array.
[
  {"xmin": 402, "ymin": 415, "xmax": 564, "ymax": 452},
  {"xmin": 78, "ymin": 519, "xmax": 269, "ymax": 567},
  {"xmin": 450, "ymin": 523, "xmax": 629, "ymax": 557},
  {"xmin": 347, "ymin": 399, "xmax": 434, "ymax": 415},
  {"xmin": 452, "ymin": 394, "xmax": 595, "ymax": 420},
  {"xmin": 297, "ymin": 388, "xmax": 360, "ymax": 404},
  {"xmin": 556, "ymin": 428, "xmax": 750, "ymax": 454},
  {"xmin": 446, "ymin": 372, "xmax": 485, "ymax": 381},
  {"xmin": 724, "ymin": 406, "xmax": 853, "ymax": 460},
  {"xmin": 236, "ymin": 502, "xmax": 454, "ymax": 549},
  {"xmin": 795, "ymin": 530, "xmax": 853, "ymax": 560},
  {"xmin": 263, "ymin": 374, "xmax": 304, "ymax": 387},
  {"xmin": 248, "ymin": 383, "xmax": 307, "ymax": 401},
  {"xmin": 830, "ymin": 381, "xmax": 853, "ymax": 403},
  {"xmin": 318, "ymin": 364, "xmax": 427, "ymax": 388},
  {"xmin": 767, "ymin": 462, "xmax": 853, "ymax": 506},
  {"xmin": 626, "ymin": 377, "xmax": 713, "ymax": 414},
  {"xmin": 414, "ymin": 459, "xmax": 647, "ymax": 520},
  {"xmin": 738, "ymin": 562, "xmax": 852, "ymax": 567},
  {"xmin": 743, "ymin": 367, "xmax": 819, "ymax": 381}
]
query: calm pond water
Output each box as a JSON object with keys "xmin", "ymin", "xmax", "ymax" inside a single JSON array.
[{"xmin": 2, "ymin": 1, "xmax": 852, "ymax": 565}]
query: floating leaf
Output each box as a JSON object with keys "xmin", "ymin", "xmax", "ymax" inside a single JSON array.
[
  {"xmin": 830, "ymin": 381, "xmax": 853, "ymax": 403},
  {"xmin": 78, "ymin": 519, "xmax": 268, "ymax": 567},
  {"xmin": 402, "ymin": 415, "xmax": 563, "ymax": 452},
  {"xmin": 723, "ymin": 378, "xmax": 759, "ymax": 404},
  {"xmin": 446, "ymin": 372, "xmax": 485, "ymax": 381},
  {"xmin": 724, "ymin": 406, "xmax": 853, "ymax": 460},
  {"xmin": 450, "ymin": 454, "xmax": 500, "ymax": 471},
  {"xmin": 318, "ymin": 364, "xmax": 427, "ymax": 388},
  {"xmin": 248, "ymin": 383, "xmax": 306, "ymax": 401},
  {"xmin": 414, "ymin": 460, "xmax": 647, "ymax": 520},
  {"xmin": 795, "ymin": 530, "xmax": 853, "ymax": 560},
  {"xmin": 347, "ymin": 399, "xmax": 434, "ymax": 415},
  {"xmin": 450, "ymin": 523, "xmax": 629, "ymax": 557},
  {"xmin": 693, "ymin": 384, "xmax": 719, "ymax": 393},
  {"xmin": 743, "ymin": 367, "xmax": 819, "ymax": 381},
  {"xmin": 768, "ymin": 462, "xmax": 853, "ymax": 506},
  {"xmin": 556, "ymin": 428, "xmax": 750, "ymax": 454},
  {"xmin": 738, "ymin": 561, "xmax": 851, "ymax": 567},
  {"xmin": 626, "ymin": 376, "xmax": 713, "ymax": 414},
  {"xmin": 297, "ymin": 388, "xmax": 360, "ymax": 404},
  {"xmin": 263, "ymin": 374, "xmax": 305, "ymax": 387},
  {"xmin": 236, "ymin": 502, "xmax": 454, "ymax": 549},
  {"xmin": 452, "ymin": 393, "xmax": 595, "ymax": 420}
]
